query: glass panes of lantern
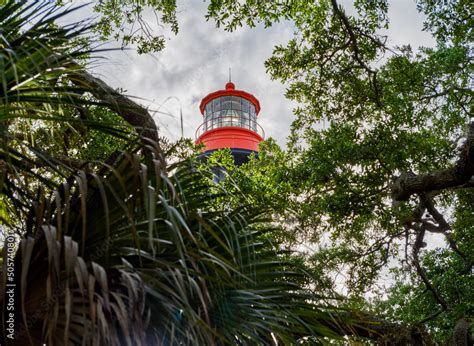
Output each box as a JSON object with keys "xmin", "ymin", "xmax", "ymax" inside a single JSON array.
[{"xmin": 204, "ymin": 96, "xmax": 258, "ymax": 132}]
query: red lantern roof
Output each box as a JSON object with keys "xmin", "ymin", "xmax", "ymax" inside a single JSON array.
[{"xmin": 199, "ymin": 82, "xmax": 261, "ymax": 115}]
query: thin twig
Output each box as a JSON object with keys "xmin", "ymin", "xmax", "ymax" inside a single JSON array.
[{"xmin": 412, "ymin": 224, "xmax": 449, "ymax": 310}]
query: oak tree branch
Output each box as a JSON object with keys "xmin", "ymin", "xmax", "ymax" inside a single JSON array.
[{"xmin": 392, "ymin": 121, "xmax": 474, "ymax": 201}]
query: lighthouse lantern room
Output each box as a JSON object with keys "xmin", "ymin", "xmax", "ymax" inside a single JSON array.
[{"xmin": 195, "ymin": 81, "xmax": 264, "ymax": 165}]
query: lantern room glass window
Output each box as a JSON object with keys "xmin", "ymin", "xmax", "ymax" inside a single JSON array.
[{"xmin": 204, "ymin": 96, "xmax": 257, "ymax": 131}]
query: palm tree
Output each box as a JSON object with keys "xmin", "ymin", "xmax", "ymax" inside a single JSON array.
[{"xmin": 0, "ymin": 1, "xmax": 413, "ymax": 345}]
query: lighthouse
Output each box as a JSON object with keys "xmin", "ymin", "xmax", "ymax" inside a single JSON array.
[{"xmin": 195, "ymin": 81, "xmax": 264, "ymax": 165}]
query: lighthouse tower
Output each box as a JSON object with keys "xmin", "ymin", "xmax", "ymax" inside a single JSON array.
[{"xmin": 195, "ymin": 81, "xmax": 264, "ymax": 165}]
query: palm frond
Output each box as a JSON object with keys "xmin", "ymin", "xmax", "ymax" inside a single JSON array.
[
  {"xmin": 0, "ymin": 0, "xmax": 138, "ymax": 225},
  {"xmin": 3, "ymin": 140, "xmax": 357, "ymax": 344}
]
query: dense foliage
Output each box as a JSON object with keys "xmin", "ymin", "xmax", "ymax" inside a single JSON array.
[{"xmin": 201, "ymin": 0, "xmax": 473, "ymax": 343}]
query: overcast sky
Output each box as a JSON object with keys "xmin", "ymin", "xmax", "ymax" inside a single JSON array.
[{"xmin": 84, "ymin": 0, "xmax": 436, "ymax": 146}]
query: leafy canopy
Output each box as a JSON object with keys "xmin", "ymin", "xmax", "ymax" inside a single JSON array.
[{"xmin": 200, "ymin": 0, "xmax": 473, "ymax": 343}]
